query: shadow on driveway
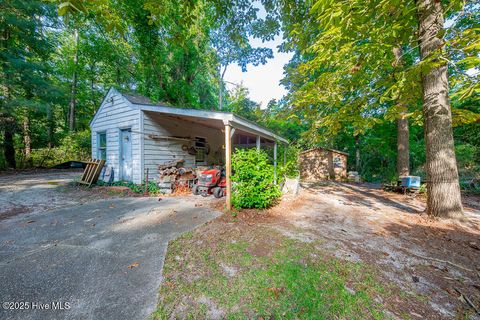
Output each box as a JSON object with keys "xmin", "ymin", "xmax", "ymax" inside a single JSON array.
[{"xmin": 0, "ymin": 197, "xmax": 221, "ymax": 320}]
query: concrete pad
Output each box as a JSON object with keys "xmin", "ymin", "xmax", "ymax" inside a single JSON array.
[{"xmin": 0, "ymin": 197, "xmax": 221, "ymax": 320}]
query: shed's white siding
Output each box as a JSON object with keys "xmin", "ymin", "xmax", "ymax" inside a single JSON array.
[
  {"xmin": 143, "ymin": 111, "xmax": 224, "ymax": 181},
  {"xmin": 90, "ymin": 89, "xmax": 142, "ymax": 183},
  {"xmin": 91, "ymin": 88, "xmax": 286, "ymax": 186}
]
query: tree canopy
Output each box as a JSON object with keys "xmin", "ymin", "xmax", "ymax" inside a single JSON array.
[{"xmin": 0, "ymin": 0, "xmax": 478, "ymax": 217}]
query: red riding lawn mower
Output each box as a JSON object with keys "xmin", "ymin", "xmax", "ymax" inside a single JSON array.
[{"xmin": 192, "ymin": 168, "xmax": 227, "ymax": 198}]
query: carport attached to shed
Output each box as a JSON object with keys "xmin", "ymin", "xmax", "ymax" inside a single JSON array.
[{"xmin": 90, "ymin": 88, "xmax": 289, "ymax": 210}]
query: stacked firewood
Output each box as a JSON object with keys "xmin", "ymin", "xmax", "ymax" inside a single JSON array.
[
  {"xmin": 157, "ymin": 159, "xmax": 196, "ymax": 192},
  {"xmin": 158, "ymin": 159, "xmax": 184, "ymax": 171}
]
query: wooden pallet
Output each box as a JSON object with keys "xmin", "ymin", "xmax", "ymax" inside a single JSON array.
[{"xmin": 78, "ymin": 159, "xmax": 105, "ymax": 187}]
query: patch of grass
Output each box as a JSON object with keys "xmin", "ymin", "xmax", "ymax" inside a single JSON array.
[
  {"xmin": 96, "ymin": 180, "xmax": 164, "ymax": 195},
  {"xmin": 153, "ymin": 225, "xmax": 389, "ymax": 319}
]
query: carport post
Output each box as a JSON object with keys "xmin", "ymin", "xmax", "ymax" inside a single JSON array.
[
  {"xmin": 274, "ymin": 141, "xmax": 277, "ymax": 185},
  {"xmin": 256, "ymin": 135, "xmax": 261, "ymax": 151},
  {"xmin": 224, "ymin": 123, "xmax": 232, "ymax": 211}
]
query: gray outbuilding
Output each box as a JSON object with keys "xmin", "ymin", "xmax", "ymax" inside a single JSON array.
[{"xmin": 90, "ymin": 87, "xmax": 288, "ymax": 209}]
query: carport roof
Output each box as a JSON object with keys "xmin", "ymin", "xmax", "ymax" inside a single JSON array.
[{"xmin": 117, "ymin": 88, "xmax": 288, "ymax": 144}]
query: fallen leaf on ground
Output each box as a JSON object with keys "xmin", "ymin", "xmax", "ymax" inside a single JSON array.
[
  {"xmin": 267, "ymin": 287, "xmax": 284, "ymax": 299},
  {"xmin": 128, "ymin": 262, "xmax": 139, "ymax": 269}
]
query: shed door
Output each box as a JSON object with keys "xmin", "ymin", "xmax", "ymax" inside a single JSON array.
[{"xmin": 120, "ymin": 129, "xmax": 132, "ymax": 181}]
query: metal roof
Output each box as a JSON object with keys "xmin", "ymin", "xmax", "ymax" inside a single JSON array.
[
  {"xmin": 122, "ymin": 92, "xmax": 155, "ymax": 105},
  {"xmin": 116, "ymin": 89, "xmax": 289, "ymax": 144}
]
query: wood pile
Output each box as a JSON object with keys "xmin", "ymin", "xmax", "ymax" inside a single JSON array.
[{"xmin": 157, "ymin": 159, "xmax": 196, "ymax": 193}]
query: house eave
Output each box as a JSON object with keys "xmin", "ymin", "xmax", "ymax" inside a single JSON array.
[{"xmin": 137, "ymin": 104, "xmax": 288, "ymax": 144}]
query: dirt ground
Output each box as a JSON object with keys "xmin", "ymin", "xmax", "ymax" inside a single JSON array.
[
  {"xmin": 196, "ymin": 183, "xmax": 480, "ymax": 319},
  {"xmin": 2, "ymin": 171, "xmax": 479, "ymax": 318},
  {"xmin": 0, "ymin": 169, "xmax": 147, "ymax": 221},
  {"xmin": 282, "ymin": 183, "xmax": 480, "ymax": 318}
]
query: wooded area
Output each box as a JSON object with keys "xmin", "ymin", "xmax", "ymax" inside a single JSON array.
[{"xmin": 0, "ymin": 0, "xmax": 479, "ymax": 218}]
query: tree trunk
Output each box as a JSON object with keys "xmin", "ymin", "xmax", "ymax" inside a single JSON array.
[
  {"xmin": 219, "ymin": 71, "xmax": 222, "ymax": 111},
  {"xmin": 397, "ymin": 113, "xmax": 410, "ymax": 177},
  {"xmin": 23, "ymin": 115, "xmax": 31, "ymax": 158},
  {"xmin": 116, "ymin": 66, "xmax": 121, "ymax": 86},
  {"xmin": 392, "ymin": 47, "xmax": 410, "ymax": 178},
  {"xmin": 218, "ymin": 65, "xmax": 228, "ymax": 111},
  {"xmin": 47, "ymin": 105, "xmax": 54, "ymax": 148},
  {"xmin": 4, "ymin": 129, "xmax": 16, "ymax": 169},
  {"xmin": 417, "ymin": 0, "xmax": 463, "ymax": 218},
  {"xmin": 90, "ymin": 62, "xmax": 96, "ymax": 114},
  {"xmin": 69, "ymin": 27, "xmax": 79, "ymax": 132},
  {"xmin": 355, "ymin": 135, "xmax": 360, "ymax": 172}
]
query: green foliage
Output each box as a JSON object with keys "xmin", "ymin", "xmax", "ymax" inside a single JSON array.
[
  {"xmin": 1, "ymin": 0, "xmax": 278, "ymax": 170},
  {"xmin": 456, "ymin": 144, "xmax": 478, "ymax": 170},
  {"xmin": 274, "ymin": 0, "xmax": 480, "ymax": 187},
  {"xmin": 232, "ymin": 149, "xmax": 281, "ymax": 209},
  {"xmin": 13, "ymin": 130, "xmax": 91, "ymax": 168},
  {"xmin": 280, "ymin": 144, "xmax": 300, "ymax": 179},
  {"xmin": 223, "ymin": 85, "xmax": 260, "ymax": 121},
  {"xmin": 1, "ymin": 0, "xmax": 479, "ymax": 197},
  {"xmin": 98, "ymin": 180, "xmax": 163, "ymax": 195}
]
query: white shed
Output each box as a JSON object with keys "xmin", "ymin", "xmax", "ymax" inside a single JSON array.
[{"xmin": 90, "ymin": 87, "xmax": 288, "ymax": 209}]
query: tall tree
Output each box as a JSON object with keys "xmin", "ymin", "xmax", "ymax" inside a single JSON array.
[
  {"xmin": 392, "ymin": 46, "xmax": 410, "ymax": 177},
  {"xmin": 210, "ymin": 0, "xmax": 276, "ymax": 109},
  {"xmin": 223, "ymin": 85, "xmax": 260, "ymax": 121},
  {"xmin": 0, "ymin": 0, "xmax": 57, "ymax": 168},
  {"xmin": 416, "ymin": 0, "xmax": 463, "ymax": 217},
  {"xmin": 278, "ymin": 0, "xmax": 479, "ymax": 217},
  {"xmin": 69, "ymin": 26, "xmax": 79, "ymax": 131}
]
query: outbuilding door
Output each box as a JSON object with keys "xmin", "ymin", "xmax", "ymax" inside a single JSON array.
[{"xmin": 120, "ymin": 129, "xmax": 132, "ymax": 181}]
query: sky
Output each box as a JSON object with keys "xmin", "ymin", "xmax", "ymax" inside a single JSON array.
[
  {"xmin": 223, "ymin": 35, "xmax": 293, "ymax": 109},
  {"xmin": 221, "ymin": 8, "xmax": 479, "ymax": 109}
]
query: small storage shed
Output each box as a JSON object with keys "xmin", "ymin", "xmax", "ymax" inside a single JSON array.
[
  {"xmin": 299, "ymin": 148, "xmax": 348, "ymax": 182},
  {"xmin": 90, "ymin": 87, "xmax": 288, "ymax": 209}
]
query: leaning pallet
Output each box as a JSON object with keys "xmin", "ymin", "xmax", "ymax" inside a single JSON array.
[{"xmin": 78, "ymin": 159, "xmax": 106, "ymax": 187}]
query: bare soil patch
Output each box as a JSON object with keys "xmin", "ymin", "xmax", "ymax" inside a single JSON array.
[
  {"xmin": 270, "ymin": 183, "xmax": 480, "ymax": 319},
  {"xmin": 157, "ymin": 182, "xmax": 480, "ymax": 319}
]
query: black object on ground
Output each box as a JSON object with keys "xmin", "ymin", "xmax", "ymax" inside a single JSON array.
[{"xmin": 51, "ymin": 161, "xmax": 87, "ymax": 169}]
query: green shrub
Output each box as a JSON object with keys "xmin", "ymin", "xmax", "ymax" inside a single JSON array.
[
  {"xmin": 20, "ymin": 130, "xmax": 91, "ymax": 168},
  {"xmin": 278, "ymin": 144, "xmax": 300, "ymax": 179},
  {"xmin": 232, "ymin": 149, "xmax": 281, "ymax": 209},
  {"xmin": 455, "ymin": 143, "xmax": 478, "ymax": 170}
]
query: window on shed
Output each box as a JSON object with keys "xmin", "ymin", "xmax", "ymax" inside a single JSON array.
[
  {"xmin": 333, "ymin": 156, "xmax": 343, "ymax": 168},
  {"xmin": 97, "ymin": 132, "xmax": 107, "ymax": 160},
  {"xmin": 195, "ymin": 137, "xmax": 206, "ymax": 164}
]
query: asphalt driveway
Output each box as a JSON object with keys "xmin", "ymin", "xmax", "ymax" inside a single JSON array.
[{"xmin": 0, "ymin": 195, "xmax": 221, "ymax": 320}]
